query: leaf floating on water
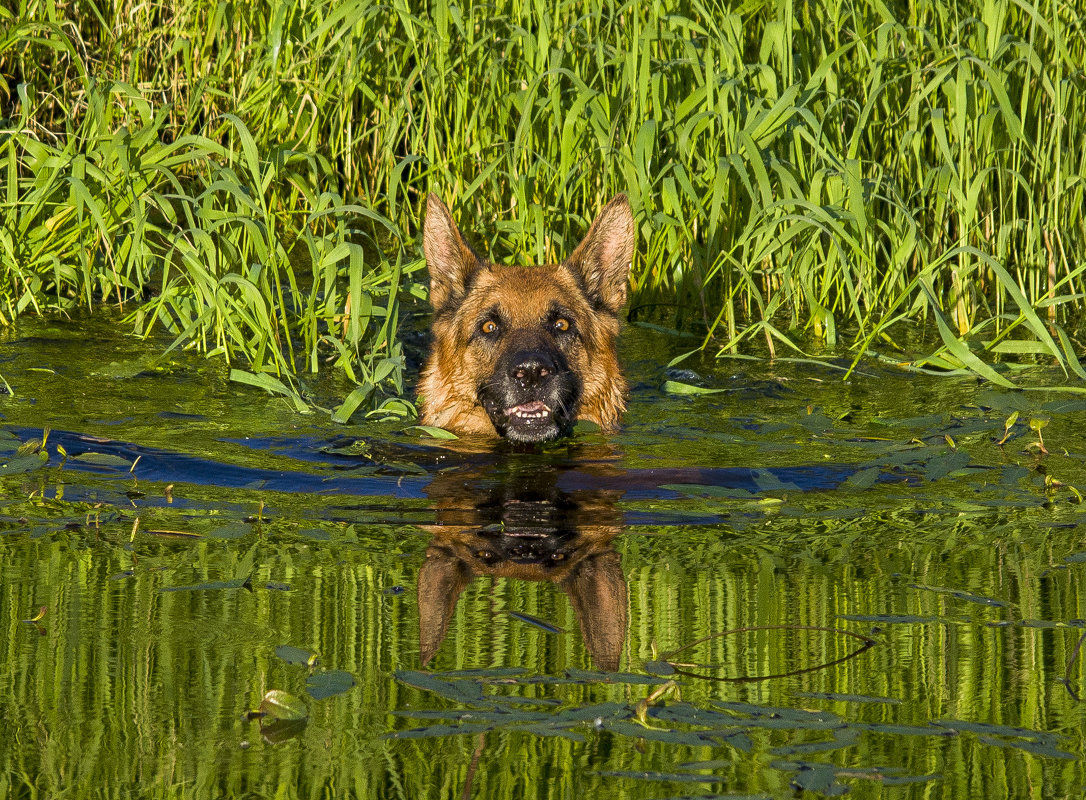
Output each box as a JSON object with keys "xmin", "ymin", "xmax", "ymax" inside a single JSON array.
[
  {"xmin": 306, "ymin": 669, "xmax": 356, "ymax": 700},
  {"xmin": 0, "ymin": 452, "xmax": 49, "ymax": 474},
  {"xmin": 159, "ymin": 578, "xmax": 250, "ymax": 592},
  {"xmin": 651, "ymin": 702, "xmax": 742, "ymax": 727},
  {"xmin": 603, "ymin": 721, "xmax": 714, "ymax": 747},
  {"xmin": 770, "ymin": 727, "xmax": 860, "ymax": 756},
  {"xmin": 375, "ymin": 460, "xmax": 428, "ymax": 476},
  {"xmin": 553, "ymin": 701, "xmax": 629, "ymax": 723},
  {"xmin": 711, "ymin": 701, "xmax": 840, "ymax": 724},
  {"xmin": 661, "ymin": 483, "xmax": 754, "ymax": 499},
  {"xmin": 70, "ymin": 452, "xmax": 133, "ymax": 468},
  {"xmin": 715, "ymin": 730, "xmax": 756, "ymax": 752},
  {"xmin": 488, "ymin": 694, "xmax": 562, "ymax": 708},
  {"xmin": 383, "ymin": 723, "xmax": 491, "ymax": 740},
  {"xmin": 506, "ymin": 610, "xmax": 564, "ymax": 633},
  {"xmin": 404, "ymin": 425, "xmax": 459, "ymax": 440},
  {"xmin": 591, "ymin": 769, "xmax": 725, "ymax": 784},
  {"xmin": 751, "ymin": 469, "xmax": 801, "ymax": 493},
  {"xmin": 516, "ymin": 724, "xmax": 586, "ymax": 741},
  {"xmin": 394, "ymin": 670, "xmax": 487, "ymax": 703},
  {"xmin": 907, "ymin": 584, "xmax": 1007, "ymax": 607},
  {"xmin": 837, "ymin": 613, "xmax": 938, "ymax": 624},
  {"xmin": 259, "ymin": 689, "xmax": 308, "ymax": 721},
  {"xmin": 779, "ymin": 762, "xmax": 849, "ymax": 796},
  {"xmin": 678, "ymin": 758, "xmax": 734, "ymax": 770},
  {"xmin": 976, "ymin": 735, "xmax": 1077, "ymax": 760},
  {"xmin": 922, "ymin": 449, "xmax": 971, "ymax": 482},
  {"xmin": 439, "ymin": 667, "xmax": 527, "ymax": 679},
  {"xmin": 275, "ymin": 645, "xmax": 320, "ymax": 668},
  {"xmin": 843, "ymin": 466, "xmax": 880, "ymax": 490},
  {"xmin": 794, "ymin": 691, "xmax": 902, "ymax": 705},
  {"xmin": 643, "ymin": 659, "xmax": 676, "ymax": 676},
  {"xmin": 206, "ymin": 522, "xmax": 251, "ymax": 539},
  {"xmin": 145, "ymin": 528, "xmax": 202, "ymax": 539},
  {"xmin": 852, "ymin": 722, "xmax": 954, "ymax": 737},
  {"xmin": 932, "ymin": 718, "xmax": 1064, "ymax": 742},
  {"xmin": 564, "ymin": 668, "xmax": 669, "ymax": 685},
  {"xmin": 662, "ymin": 380, "xmax": 728, "ymax": 395}
]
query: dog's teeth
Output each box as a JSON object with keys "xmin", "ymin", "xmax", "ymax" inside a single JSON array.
[{"xmin": 506, "ymin": 402, "xmax": 551, "ymax": 421}]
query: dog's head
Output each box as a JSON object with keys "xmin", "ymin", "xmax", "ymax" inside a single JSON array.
[{"xmin": 419, "ymin": 195, "xmax": 635, "ymax": 443}]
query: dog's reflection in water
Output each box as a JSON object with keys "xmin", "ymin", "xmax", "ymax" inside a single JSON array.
[{"xmin": 418, "ymin": 464, "xmax": 627, "ymax": 671}]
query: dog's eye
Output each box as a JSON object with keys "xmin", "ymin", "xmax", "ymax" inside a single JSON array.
[
  {"xmin": 553, "ymin": 318, "xmax": 570, "ymax": 332},
  {"xmin": 480, "ymin": 320, "xmax": 499, "ymax": 335}
]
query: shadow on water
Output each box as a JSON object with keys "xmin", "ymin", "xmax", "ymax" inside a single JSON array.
[{"xmin": 4, "ymin": 320, "xmax": 1086, "ymax": 798}]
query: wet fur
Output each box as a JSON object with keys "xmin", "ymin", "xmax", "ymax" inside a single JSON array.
[{"xmin": 418, "ymin": 194, "xmax": 634, "ymax": 441}]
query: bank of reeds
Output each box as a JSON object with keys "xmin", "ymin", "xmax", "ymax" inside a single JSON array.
[{"xmin": 2, "ymin": 0, "xmax": 1084, "ymax": 412}]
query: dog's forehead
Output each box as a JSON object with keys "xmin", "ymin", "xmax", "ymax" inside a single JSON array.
[{"xmin": 471, "ymin": 264, "xmax": 587, "ymax": 319}]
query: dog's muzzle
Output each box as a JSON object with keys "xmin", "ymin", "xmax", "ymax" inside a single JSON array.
[{"xmin": 480, "ymin": 348, "xmax": 579, "ymax": 443}]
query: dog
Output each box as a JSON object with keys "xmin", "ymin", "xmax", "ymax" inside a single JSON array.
[{"xmin": 417, "ymin": 194, "xmax": 635, "ymax": 443}]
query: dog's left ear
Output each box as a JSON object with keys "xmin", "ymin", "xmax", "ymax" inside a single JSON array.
[{"xmin": 564, "ymin": 194, "xmax": 635, "ymax": 314}]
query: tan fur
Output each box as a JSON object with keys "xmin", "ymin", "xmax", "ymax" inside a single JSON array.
[{"xmin": 418, "ymin": 194, "xmax": 634, "ymax": 438}]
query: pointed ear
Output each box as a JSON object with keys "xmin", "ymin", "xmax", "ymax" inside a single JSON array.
[
  {"xmin": 561, "ymin": 550, "xmax": 627, "ymax": 672},
  {"xmin": 423, "ymin": 194, "xmax": 483, "ymax": 311},
  {"xmin": 417, "ymin": 546, "xmax": 473, "ymax": 667},
  {"xmin": 564, "ymin": 194, "xmax": 635, "ymax": 314}
]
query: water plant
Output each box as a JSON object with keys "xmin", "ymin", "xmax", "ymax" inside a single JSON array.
[{"xmin": 2, "ymin": 0, "xmax": 1084, "ymax": 413}]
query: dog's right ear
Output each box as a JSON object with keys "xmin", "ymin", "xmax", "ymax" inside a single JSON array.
[
  {"xmin": 564, "ymin": 193, "xmax": 635, "ymax": 315},
  {"xmin": 424, "ymin": 195, "xmax": 482, "ymax": 311}
]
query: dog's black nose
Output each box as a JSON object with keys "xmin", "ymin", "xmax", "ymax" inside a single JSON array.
[{"xmin": 510, "ymin": 351, "xmax": 556, "ymax": 387}]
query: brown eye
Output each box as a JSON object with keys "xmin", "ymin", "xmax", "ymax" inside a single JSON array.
[
  {"xmin": 553, "ymin": 318, "xmax": 570, "ymax": 332},
  {"xmin": 481, "ymin": 320, "xmax": 498, "ymax": 335}
]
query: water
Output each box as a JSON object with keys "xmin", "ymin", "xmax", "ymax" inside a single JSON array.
[{"xmin": 2, "ymin": 317, "xmax": 1085, "ymax": 798}]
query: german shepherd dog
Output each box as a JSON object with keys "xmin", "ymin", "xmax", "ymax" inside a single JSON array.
[{"xmin": 418, "ymin": 194, "xmax": 635, "ymax": 443}]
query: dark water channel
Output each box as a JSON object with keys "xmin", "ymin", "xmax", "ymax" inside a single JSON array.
[{"xmin": 2, "ymin": 318, "xmax": 1086, "ymax": 799}]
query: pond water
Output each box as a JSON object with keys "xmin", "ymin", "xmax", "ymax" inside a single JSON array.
[{"xmin": 2, "ymin": 317, "xmax": 1086, "ymax": 799}]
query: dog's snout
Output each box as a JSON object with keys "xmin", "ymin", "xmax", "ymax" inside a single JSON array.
[{"xmin": 510, "ymin": 351, "xmax": 556, "ymax": 386}]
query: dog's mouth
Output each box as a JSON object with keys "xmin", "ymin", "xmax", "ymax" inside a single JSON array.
[
  {"xmin": 506, "ymin": 400, "xmax": 551, "ymax": 420},
  {"xmin": 500, "ymin": 400, "xmax": 562, "ymax": 442}
]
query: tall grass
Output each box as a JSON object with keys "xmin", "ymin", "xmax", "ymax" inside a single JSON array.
[{"xmin": 2, "ymin": 0, "xmax": 1084, "ymax": 407}]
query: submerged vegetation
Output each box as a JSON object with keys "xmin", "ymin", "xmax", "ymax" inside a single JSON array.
[{"xmin": 1, "ymin": 0, "xmax": 1084, "ymax": 413}]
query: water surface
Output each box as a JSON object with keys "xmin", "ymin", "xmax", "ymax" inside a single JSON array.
[{"xmin": 2, "ymin": 318, "xmax": 1085, "ymax": 798}]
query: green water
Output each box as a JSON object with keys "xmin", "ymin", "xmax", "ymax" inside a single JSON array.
[{"xmin": 2, "ymin": 318, "xmax": 1086, "ymax": 799}]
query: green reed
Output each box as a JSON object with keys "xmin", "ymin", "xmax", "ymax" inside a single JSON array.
[{"xmin": 2, "ymin": 0, "xmax": 1084, "ymax": 408}]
